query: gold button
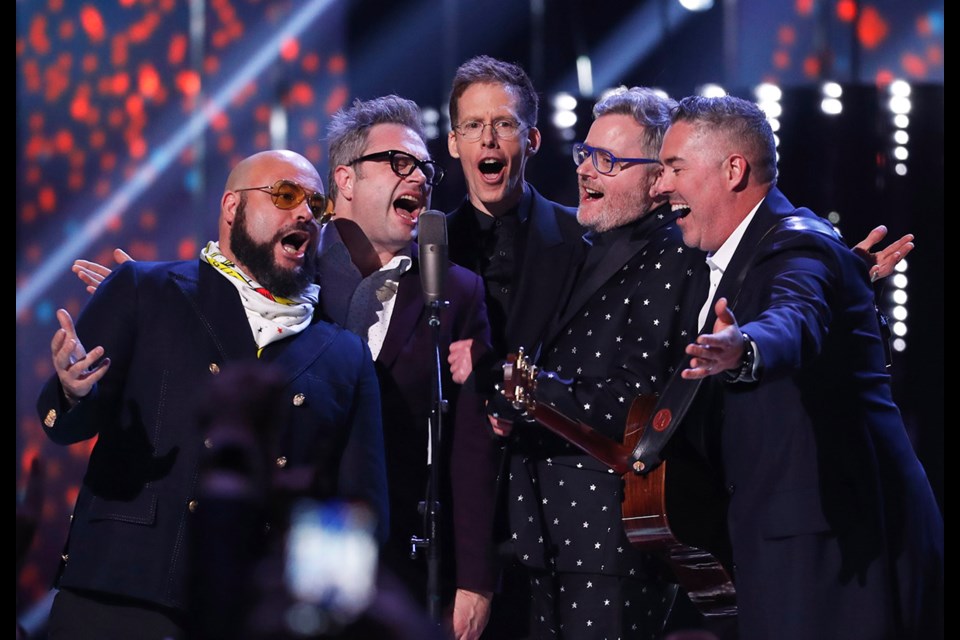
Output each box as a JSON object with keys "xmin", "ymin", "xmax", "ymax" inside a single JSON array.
[
  {"xmin": 275, "ymin": 456, "xmax": 287, "ymax": 468},
  {"xmin": 292, "ymin": 393, "xmax": 305, "ymax": 407},
  {"xmin": 209, "ymin": 363, "xmax": 220, "ymax": 375},
  {"xmin": 203, "ymin": 438, "xmax": 213, "ymax": 449},
  {"xmin": 44, "ymin": 409, "xmax": 57, "ymax": 428},
  {"xmin": 188, "ymin": 499, "xmax": 199, "ymax": 512}
]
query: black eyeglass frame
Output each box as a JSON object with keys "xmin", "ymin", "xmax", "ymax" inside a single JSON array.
[
  {"xmin": 348, "ymin": 149, "xmax": 445, "ymax": 187},
  {"xmin": 234, "ymin": 179, "xmax": 332, "ymax": 223},
  {"xmin": 572, "ymin": 142, "xmax": 661, "ymax": 176}
]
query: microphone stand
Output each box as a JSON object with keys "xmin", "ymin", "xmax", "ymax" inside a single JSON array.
[{"xmin": 411, "ymin": 298, "xmax": 447, "ymax": 624}]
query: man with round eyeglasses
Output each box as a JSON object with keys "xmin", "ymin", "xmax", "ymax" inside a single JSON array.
[{"xmin": 36, "ymin": 149, "xmax": 388, "ymax": 639}]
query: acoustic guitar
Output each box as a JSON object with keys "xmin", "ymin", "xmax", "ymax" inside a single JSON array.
[{"xmin": 501, "ymin": 348, "xmax": 737, "ymax": 618}]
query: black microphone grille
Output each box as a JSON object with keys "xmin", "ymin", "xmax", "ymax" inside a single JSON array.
[{"xmin": 417, "ymin": 210, "xmax": 447, "ymax": 245}]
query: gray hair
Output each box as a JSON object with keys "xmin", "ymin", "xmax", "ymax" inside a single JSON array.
[
  {"xmin": 592, "ymin": 86, "xmax": 677, "ymax": 158},
  {"xmin": 671, "ymin": 95, "xmax": 778, "ymax": 185},
  {"xmin": 325, "ymin": 95, "xmax": 426, "ymax": 200}
]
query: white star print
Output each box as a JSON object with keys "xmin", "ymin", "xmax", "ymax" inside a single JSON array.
[
  {"xmin": 582, "ymin": 521, "xmax": 589, "ymax": 528},
  {"xmin": 589, "ymin": 484, "xmax": 596, "ymax": 491},
  {"xmin": 583, "ymin": 403, "xmax": 590, "ymax": 410}
]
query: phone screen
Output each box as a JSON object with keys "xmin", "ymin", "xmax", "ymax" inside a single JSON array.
[{"xmin": 284, "ymin": 498, "xmax": 378, "ymax": 627}]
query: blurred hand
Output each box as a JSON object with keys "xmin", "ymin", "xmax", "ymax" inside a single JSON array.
[
  {"xmin": 50, "ymin": 308, "xmax": 110, "ymax": 405},
  {"xmin": 448, "ymin": 338, "xmax": 488, "ymax": 385},
  {"xmin": 72, "ymin": 248, "xmax": 133, "ymax": 294},
  {"xmin": 852, "ymin": 225, "xmax": 914, "ymax": 283}
]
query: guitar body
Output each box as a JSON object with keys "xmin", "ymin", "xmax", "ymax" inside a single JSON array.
[
  {"xmin": 621, "ymin": 395, "xmax": 737, "ymax": 618},
  {"xmin": 502, "ymin": 350, "xmax": 736, "ymax": 618}
]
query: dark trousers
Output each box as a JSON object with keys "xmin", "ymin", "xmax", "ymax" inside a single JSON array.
[{"xmin": 47, "ymin": 588, "xmax": 187, "ymax": 640}]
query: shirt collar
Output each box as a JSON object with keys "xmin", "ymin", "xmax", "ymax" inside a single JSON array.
[{"xmin": 706, "ymin": 197, "xmax": 765, "ymax": 273}]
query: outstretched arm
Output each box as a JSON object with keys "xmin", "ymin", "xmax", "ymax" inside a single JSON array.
[
  {"xmin": 852, "ymin": 225, "xmax": 914, "ymax": 283},
  {"xmin": 682, "ymin": 298, "xmax": 743, "ymax": 379}
]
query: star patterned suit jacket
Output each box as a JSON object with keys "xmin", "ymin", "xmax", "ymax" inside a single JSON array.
[{"xmin": 507, "ymin": 204, "xmax": 708, "ymax": 577}]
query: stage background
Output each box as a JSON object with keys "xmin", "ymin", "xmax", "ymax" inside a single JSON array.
[{"xmin": 17, "ymin": 0, "xmax": 943, "ymax": 631}]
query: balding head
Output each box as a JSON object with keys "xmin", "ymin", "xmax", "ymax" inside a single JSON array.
[{"xmin": 218, "ymin": 149, "xmax": 324, "ymax": 298}]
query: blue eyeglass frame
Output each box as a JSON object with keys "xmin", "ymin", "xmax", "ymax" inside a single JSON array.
[{"xmin": 572, "ymin": 142, "xmax": 660, "ymax": 175}]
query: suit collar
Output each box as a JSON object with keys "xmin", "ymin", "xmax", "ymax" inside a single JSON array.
[
  {"xmin": 172, "ymin": 260, "xmax": 258, "ymax": 362},
  {"xmin": 549, "ymin": 205, "xmax": 676, "ymax": 340}
]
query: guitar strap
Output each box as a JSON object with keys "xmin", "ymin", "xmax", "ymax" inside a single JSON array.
[{"xmin": 630, "ymin": 214, "xmax": 839, "ymax": 471}]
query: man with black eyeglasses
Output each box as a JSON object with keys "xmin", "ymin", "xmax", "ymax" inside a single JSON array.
[{"xmin": 321, "ymin": 94, "xmax": 499, "ymax": 640}]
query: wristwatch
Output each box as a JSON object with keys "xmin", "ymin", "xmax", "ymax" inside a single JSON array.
[{"xmin": 726, "ymin": 332, "xmax": 757, "ymax": 383}]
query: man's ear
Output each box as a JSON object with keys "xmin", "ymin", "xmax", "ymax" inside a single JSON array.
[
  {"xmin": 447, "ymin": 129, "xmax": 461, "ymax": 160},
  {"xmin": 334, "ymin": 165, "xmax": 354, "ymax": 199},
  {"xmin": 727, "ymin": 154, "xmax": 749, "ymax": 190},
  {"xmin": 222, "ymin": 190, "xmax": 239, "ymax": 226},
  {"xmin": 526, "ymin": 126, "xmax": 542, "ymax": 155}
]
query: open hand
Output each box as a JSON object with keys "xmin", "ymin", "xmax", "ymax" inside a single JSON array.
[
  {"xmin": 72, "ymin": 248, "xmax": 133, "ymax": 294},
  {"xmin": 50, "ymin": 308, "xmax": 110, "ymax": 404}
]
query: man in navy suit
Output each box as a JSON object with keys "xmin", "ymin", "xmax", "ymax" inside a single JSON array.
[
  {"xmin": 38, "ymin": 149, "xmax": 388, "ymax": 639},
  {"xmin": 320, "ymin": 95, "xmax": 498, "ymax": 640},
  {"xmin": 657, "ymin": 95, "xmax": 944, "ymax": 639}
]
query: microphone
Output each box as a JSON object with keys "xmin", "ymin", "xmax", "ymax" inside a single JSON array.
[{"xmin": 418, "ymin": 210, "xmax": 448, "ymax": 305}]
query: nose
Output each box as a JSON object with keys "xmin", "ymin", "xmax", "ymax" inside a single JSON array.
[
  {"xmin": 406, "ymin": 167, "xmax": 428, "ymax": 186},
  {"xmin": 650, "ymin": 169, "xmax": 671, "ymax": 198},
  {"xmin": 480, "ymin": 123, "xmax": 498, "ymax": 147},
  {"xmin": 576, "ymin": 156, "xmax": 596, "ymax": 179},
  {"xmin": 290, "ymin": 197, "xmax": 312, "ymax": 223}
]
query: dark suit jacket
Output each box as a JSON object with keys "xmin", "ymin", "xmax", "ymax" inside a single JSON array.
[
  {"xmin": 317, "ymin": 225, "xmax": 498, "ymax": 602},
  {"xmin": 36, "ymin": 259, "xmax": 388, "ymax": 613},
  {"xmin": 508, "ymin": 205, "xmax": 709, "ymax": 576},
  {"xmin": 700, "ymin": 187, "xmax": 943, "ymax": 639},
  {"xmin": 446, "ymin": 184, "xmax": 586, "ymax": 363}
]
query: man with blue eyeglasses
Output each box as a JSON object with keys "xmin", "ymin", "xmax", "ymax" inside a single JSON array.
[
  {"xmin": 487, "ymin": 86, "xmax": 710, "ymax": 640},
  {"xmin": 486, "ymin": 86, "xmax": 916, "ymax": 640}
]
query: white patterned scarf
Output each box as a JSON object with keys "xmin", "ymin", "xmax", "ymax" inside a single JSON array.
[{"xmin": 201, "ymin": 241, "xmax": 319, "ymax": 353}]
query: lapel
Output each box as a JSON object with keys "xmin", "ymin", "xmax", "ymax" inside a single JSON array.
[
  {"xmin": 506, "ymin": 187, "xmax": 583, "ymax": 350},
  {"xmin": 547, "ymin": 206, "xmax": 676, "ymax": 342},
  {"xmin": 376, "ymin": 254, "xmax": 425, "ymax": 369},
  {"xmin": 172, "ymin": 260, "xmax": 257, "ymax": 363},
  {"xmin": 702, "ymin": 188, "xmax": 794, "ymax": 331}
]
